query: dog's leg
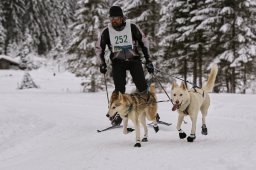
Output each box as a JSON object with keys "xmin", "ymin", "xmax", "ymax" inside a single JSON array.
[
  {"xmin": 152, "ymin": 117, "xmax": 159, "ymax": 133},
  {"xmin": 132, "ymin": 117, "xmax": 141, "ymax": 147},
  {"xmin": 201, "ymin": 107, "xmax": 208, "ymax": 135},
  {"xmin": 140, "ymin": 113, "xmax": 148, "ymax": 142},
  {"xmin": 122, "ymin": 117, "xmax": 128, "ymax": 134},
  {"xmin": 201, "ymin": 112, "xmax": 208, "ymax": 135},
  {"xmin": 177, "ymin": 113, "xmax": 186, "ymax": 139},
  {"xmin": 187, "ymin": 115, "xmax": 197, "ymax": 142},
  {"xmin": 201, "ymin": 95, "xmax": 210, "ymax": 135}
]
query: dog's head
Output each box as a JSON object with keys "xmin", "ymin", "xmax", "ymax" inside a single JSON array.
[
  {"xmin": 171, "ymin": 81, "xmax": 190, "ymax": 111},
  {"xmin": 106, "ymin": 92, "xmax": 127, "ymax": 120}
]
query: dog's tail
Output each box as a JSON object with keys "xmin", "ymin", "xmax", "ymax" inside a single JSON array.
[
  {"xmin": 147, "ymin": 83, "xmax": 157, "ymax": 121},
  {"xmin": 149, "ymin": 83, "xmax": 156, "ymax": 94},
  {"xmin": 203, "ymin": 64, "xmax": 218, "ymax": 92}
]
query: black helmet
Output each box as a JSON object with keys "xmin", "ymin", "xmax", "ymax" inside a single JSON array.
[{"xmin": 109, "ymin": 6, "xmax": 123, "ymax": 17}]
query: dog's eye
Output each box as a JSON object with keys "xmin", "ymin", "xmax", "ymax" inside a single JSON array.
[
  {"xmin": 174, "ymin": 94, "xmax": 176, "ymax": 96},
  {"xmin": 180, "ymin": 94, "xmax": 183, "ymax": 96},
  {"xmin": 112, "ymin": 106, "xmax": 116, "ymax": 109}
]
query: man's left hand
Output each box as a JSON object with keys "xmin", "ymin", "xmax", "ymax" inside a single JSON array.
[{"xmin": 146, "ymin": 60, "xmax": 154, "ymax": 74}]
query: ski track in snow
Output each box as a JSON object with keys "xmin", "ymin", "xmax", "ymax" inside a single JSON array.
[{"xmin": 0, "ymin": 69, "xmax": 256, "ymax": 170}]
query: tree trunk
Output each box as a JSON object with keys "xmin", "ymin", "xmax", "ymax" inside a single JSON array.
[
  {"xmin": 198, "ymin": 46, "xmax": 202, "ymax": 88},
  {"xmin": 242, "ymin": 64, "xmax": 246, "ymax": 94},
  {"xmin": 183, "ymin": 59, "xmax": 187, "ymax": 87},
  {"xmin": 225, "ymin": 68, "xmax": 230, "ymax": 93},
  {"xmin": 193, "ymin": 55, "xmax": 197, "ymax": 87},
  {"xmin": 231, "ymin": 67, "xmax": 236, "ymax": 93}
]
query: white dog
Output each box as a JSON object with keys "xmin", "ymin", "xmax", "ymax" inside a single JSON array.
[{"xmin": 171, "ymin": 64, "xmax": 218, "ymax": 142}]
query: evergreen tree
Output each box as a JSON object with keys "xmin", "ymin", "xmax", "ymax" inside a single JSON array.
[
  {"xmin": 114, "ymin": 0, "xmax": 161, "ymax": 59},
  {"xmin": 24, "ymin": 0, "xmax": 74, "ymax": 55},
  {"xmin": 67, "ymin": 0, "xmax": 107, "ymax": 92},
  {"xmin": 2, "ymin": 0, "xmax": 25, "ymax": 54},
  {"xmin": 0, "ymin": 1, "xmax": 5, "ymax": 54},
  {"xmin": 158, "ymin": 0, "xmax": 193, "ymax": 84},
  {"xmin": 214, "ymin": 0, "xmax": 256, "ymax": 93},
  {"xmin": 18, "ymin": 71, "xmax": 39, "ymax": 89}
]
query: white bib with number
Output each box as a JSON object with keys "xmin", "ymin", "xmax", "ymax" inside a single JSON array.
[{"xmin": 108, "ymin": 19, "xmax": 133, "ymax": 52}]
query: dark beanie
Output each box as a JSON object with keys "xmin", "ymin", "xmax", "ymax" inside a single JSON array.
[{"xmin": 109, "ymin": 6, "xmax": 123, "ymax": 17}]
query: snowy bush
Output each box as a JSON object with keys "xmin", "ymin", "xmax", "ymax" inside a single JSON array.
[{"xmin": 18, "ymin": 72, "xmax": 39, "ymax": 89}]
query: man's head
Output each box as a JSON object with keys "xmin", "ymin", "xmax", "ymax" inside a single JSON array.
[{"xmin": 109, "ymin": 6, "xmax": 124, "ymax": 28}]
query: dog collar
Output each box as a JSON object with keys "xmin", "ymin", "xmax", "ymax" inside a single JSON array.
[
  {"xmin": 124, "ymin": 104, "xmax": 133, "ymax": 117},
  {"xmin": 179, "ymin": 99, "xmax": 190, "ymax": 115}
]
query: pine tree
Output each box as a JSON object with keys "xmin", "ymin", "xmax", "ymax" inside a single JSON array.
[
  {"xmin": 0, "ymin": 1, "xmax": 5, "ymax": 54},
  {"xmin": 67, "ymin": 0, "xmax": 108, "ymax": 92},
  {"xmin": 213, "ymin": 0, "xmax": 256, "ymax": 93},
  {"xmin": 24, "ymin": 0, "xmax": 74, "ymax": 55},
  {"xmin": 114, "ymin": 0, "xmax": 161, "ymax": 59},
  {"xmin": 158, "ymin": 0, "xmax": 193, "ymax": 85},
  {"xmin": 18, "ymin": 71, "xmax": 39, "ymax": 89},
  {"xmin": 1, "ymin": 0, "xmax": 25, "ymax": 54}
]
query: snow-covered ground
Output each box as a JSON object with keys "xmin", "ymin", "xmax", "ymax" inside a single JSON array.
[{"xmin": 0, "ymin": 68, "xmax": 256, "ymax": 170}]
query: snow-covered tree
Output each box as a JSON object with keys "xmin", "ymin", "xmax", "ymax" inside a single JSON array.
[
  {"xmin": 1, "ymin": 0, "xmax": 25, "ymax": 54},
  {"xmin": 114, "ymin": 0, "xmax": 161, "ymax": 58},
  {"xmin": 212, "ymin": 0, "xmax": 256, "ymax": 93},
  {"xmin": 158, "ymin": 0, "xmax": 194, "ymax": 85},
  {"xmin": 0, "ymin": 1, "xmax": 6, "ymax": 54},
  {"xmin": 18, "ymin": 72, "xmax": 39, "ymax": 89},
  {"xmin": 24, "ymin": 0, "xmax": 74, "ymax": 55},
  {"xmin": 67, "ymin": 0, "xmax": 108, "ymax": 92}
]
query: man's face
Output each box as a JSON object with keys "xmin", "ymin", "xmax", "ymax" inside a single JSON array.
[{"xmin": 110, "ymin": 17, "xmax": 123, "ymax": 27}]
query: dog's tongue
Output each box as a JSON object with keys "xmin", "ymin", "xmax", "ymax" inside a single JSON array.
[{"xmin": 172, "ymin": 104, "xmax": 178, "ymax": 111}]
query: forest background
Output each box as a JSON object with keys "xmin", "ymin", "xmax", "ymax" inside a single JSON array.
[{"xmin": 1, "ymin": 0, "xmax": 256, "ymax": 94}]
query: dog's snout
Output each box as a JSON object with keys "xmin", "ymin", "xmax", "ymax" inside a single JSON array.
[
  {"xmin": 106, "ymin": 114, "xmax": 110, "ymax": 117},
  {"xmin": 175, "ymin": 100, "xmax": 180, "ymax": 104}
]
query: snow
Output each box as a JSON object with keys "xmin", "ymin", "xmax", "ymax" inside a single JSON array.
[
  {"xmin": 1, "ymin": 68, "xmax": 256, "ymax": 170},
  {"xmin": 0, "ymin": 55, "xmax": 19, "ymax": 65}
]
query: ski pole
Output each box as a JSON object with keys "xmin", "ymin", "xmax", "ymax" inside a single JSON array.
[
  {"xmin": 103, "ymin": 74, "xmax": 110, "ymax": 105},
  {"xmin": 143, "ymin": 61, "xmax": 196, "ymax": 87},
  {"xmin": 152, "ymin": 73, "xmax": 172, "ymax": 107}
]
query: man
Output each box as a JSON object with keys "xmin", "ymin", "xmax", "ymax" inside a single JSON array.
[{"xmin": 95, "ymin": 6, "xmax": 154, "ymax": 125}]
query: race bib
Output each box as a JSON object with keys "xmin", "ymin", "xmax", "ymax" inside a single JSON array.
[{"xmin": 108, "ymin": 19, "xmax": 133, "ymax": 52}]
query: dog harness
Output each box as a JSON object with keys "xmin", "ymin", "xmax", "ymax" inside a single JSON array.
[{"xmin": 182, "ymin": 88, "xmax": 205, "ymax": 115}]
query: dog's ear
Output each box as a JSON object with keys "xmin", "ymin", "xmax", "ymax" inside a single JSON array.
[
  {"xmin": 118, "ymin": 92, "xmax": 124, "ymax": 101},
  {"xmin": 180, "ymin": 81, "xmax": 187, "ymax": 90},
  {"xmin": 171, "ymin": 81, "xmax": 177, "ymax": 90}
]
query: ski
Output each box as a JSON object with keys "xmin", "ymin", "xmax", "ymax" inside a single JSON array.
[
  {"xmin": 97, "ymin": 125, "xmax": 123, "ymax": 133},
  {"xmin": 158, "ymin": 120, "xmax": 172, "ymax": 126},
  {"xmin": 148, "ymin": 120, "xmax": 172, "ymax": 126}
]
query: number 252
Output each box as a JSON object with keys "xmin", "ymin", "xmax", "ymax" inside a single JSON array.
[{"xmin": 115, "ymin": 35, "xmax": 128, "ymax": 44}]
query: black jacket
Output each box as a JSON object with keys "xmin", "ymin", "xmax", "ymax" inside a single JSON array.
[{"xmin": 96, "ymin": 22, "xmax": 150, "ymax": 64}]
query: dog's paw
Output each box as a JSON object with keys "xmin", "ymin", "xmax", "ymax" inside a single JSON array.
[
  {"xmin": 201, "ymin": 124, "xmax": 208, "ymax": 135},
  {"xmin": 127, "ymin": 128, "xmax": 134, "ymax": 133},
  {"xmin": 134, "ymin": 143, "xmax": 141, "ymax": 147},
  {"xmin": 142, "ymin": 137, "xmax": 148, "ymax": 142},
  {"xmin": 179, "ymin": 132, "xmax": 187, "ymax": 139},
  {"xmin": 187, "ymin": 134, "xmax": 196, "ymax": 142},
  {"xmin": 153, "ymin": 125, "xmax": 159, "ymax": 133}
]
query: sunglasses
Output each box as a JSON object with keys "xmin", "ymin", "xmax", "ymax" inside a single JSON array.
[{"xmin": 109, "ymin": 17, "xmax": 121, "ymax": 20}]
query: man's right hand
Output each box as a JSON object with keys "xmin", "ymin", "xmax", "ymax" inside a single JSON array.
[{"xmin": 100, "ymin": 63, "xmax": 107, "ymax": 74}]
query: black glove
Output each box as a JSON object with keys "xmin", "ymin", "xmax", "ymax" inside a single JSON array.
[
  {"xmin": 100, "ymin": 63, "xmax": 107, "ymax": 74},
  {"xmin": 111, "ymin": 114, "xmax": 122, "ymax": 126},
  {"xmin": 146, "ymin": 60, "xmax": 154, "ymax": 74}
]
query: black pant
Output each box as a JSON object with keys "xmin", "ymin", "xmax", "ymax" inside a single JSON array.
[{"xmin": 112, "ymin": 60, "xmax": 147, "ymax": 93}]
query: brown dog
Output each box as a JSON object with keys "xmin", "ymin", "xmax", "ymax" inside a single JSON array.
[{"xmin": 107, "ymin": 84, "xmax": 159, "ymax": 147}]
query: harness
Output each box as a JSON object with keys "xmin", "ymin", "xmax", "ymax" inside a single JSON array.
[
  {"xmin": 123, "ymin": 91, "xmax": 156, "ymax": 117},
  {"xmin": 182, "ymin": 87, "xmax": 205, "ymax": 115},
  {"xmin": 189, "ymin": 87, "xmax": 205, "ymax": 98}
]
